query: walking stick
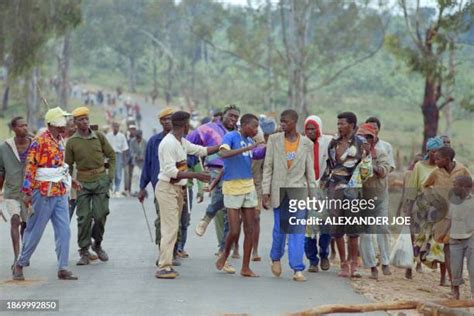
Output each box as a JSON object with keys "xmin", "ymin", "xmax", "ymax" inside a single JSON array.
[
  {"xmin": 0, "ymin": 210, "xmax": 7, "ymax": 222},
  {"xmin": 186, "ymin": 186, "xmax": 191, "ymax": 215},
  {"xmin": 140, "ymin": 201, "xmax": 154, "ymax": 243},
  {"xmin": 37, "ymin": 85, "xmax": 50, "ymax": 109},
  {"xmin": 198, "ymin": 157, "xmax": 211, "ymax": 195}
]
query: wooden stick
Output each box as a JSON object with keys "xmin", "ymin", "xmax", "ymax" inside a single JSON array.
[
  {"xmin": 198, "ymin": 157, "xmax": 205, "ymax": 170},
  {"xmin": 0, "ymin": 210, "xmax": 7, "ymax": 222},
  {"xmin": 417, "ymin": 301, "xmax": 473, "ymax": 316},
  {"xmin": 37, "ymin": 85, "xmax": 50, "ymax": 109},
  {"xmin": 288, "ymin": 300, "xmax": 474, "ymax": 316}
]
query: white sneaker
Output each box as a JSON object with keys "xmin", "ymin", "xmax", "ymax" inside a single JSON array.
[
  {"xmin": 293, "ymin": 271, "xmax": 306, "ymax": 282},
  {"xmin": 223, "ymin": 261, "xmax": 236, "ymax": 274},
  {"xmin": 195, "ymin": 218, "xmax": 209, "ymax": 237}
]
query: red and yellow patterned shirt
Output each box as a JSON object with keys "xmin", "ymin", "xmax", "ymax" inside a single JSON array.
[{"xmin": 22, "ymin": 129, "xmax": 67, "ymax": 196}]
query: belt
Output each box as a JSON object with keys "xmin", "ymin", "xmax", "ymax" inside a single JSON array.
[
  {"xmin": 207, "ymin": 165, "xmax": 223, "ymax": 169},
  {"xmin": 160, "ymin": 179, "xmax": 185, "ymax": 188},
  {"xmin": 77, "ymin": 166, "xmax": 106, "ymax": 177}
]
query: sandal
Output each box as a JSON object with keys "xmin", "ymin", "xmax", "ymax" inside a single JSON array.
[
  {"xmin": 176, "ymin": 250, "xmax": 189, "ymax": 258},
  {"xmin": 155, "ymin": 268, "xmax": 178, "ymax": 279},
  {"xmin": 12, "ymin": 265, "xmax": 25, "ymax": 281},
  {"xmin": 350, "ymin": 262, "xmax": 362, "ymax": 278},
  {"xmin": 252, "ymin": 255, "xmax": 262, "ymax": 262},
  {"xmin": 57, "ymin": 270, "xmax": 78, "ymax": 280},
  {"xmin": 338, "ymin": 262, "xmax": 350, "ymax": 278}
]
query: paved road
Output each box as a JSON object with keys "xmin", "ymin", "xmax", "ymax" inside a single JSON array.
[
  {"xmin": 1, "ymin": 197, "xmax": 386, "ymax": 316},
  {"xmin": 0, "ymin": 94, "xmax": 385, "ymax": 316}
]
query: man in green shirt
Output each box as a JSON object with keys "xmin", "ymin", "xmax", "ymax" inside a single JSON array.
[{"xmin": 65, "ymin": 106, "xmax": 116, "ymax": 265}]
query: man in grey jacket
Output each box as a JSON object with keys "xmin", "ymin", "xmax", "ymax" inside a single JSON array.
[{"xmin": 262, "ymin": 109, "xmax": 317, "ymax": 282}]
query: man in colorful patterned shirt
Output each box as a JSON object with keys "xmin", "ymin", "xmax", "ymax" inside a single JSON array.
[{"xmin": 12, "ymin": 107, "xmax": 79, "ymax": 281}]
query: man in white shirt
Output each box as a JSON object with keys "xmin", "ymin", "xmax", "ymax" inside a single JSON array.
[
  {"xmin": 366, "ymin": 117, "xmax": 395, "ymax": 171},
  {"xmin": 155, "ymin": 111, "xmax": 219, "ymax": 279},
  {"xmin": 106, "ymin": 122, "xmax": 129, "ymax": 195},
  {"xmin": 365, "ymin": 117, "xmax": 395, "ymax": 276}
]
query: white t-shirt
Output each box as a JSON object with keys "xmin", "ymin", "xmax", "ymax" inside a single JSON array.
[
  {"xmin": 158, "ymin": 133, "xmax": 208, "ymax": 186},
  {"xmin": 106, "ymin": 132, "xmax": 129, "ymax": 153}
]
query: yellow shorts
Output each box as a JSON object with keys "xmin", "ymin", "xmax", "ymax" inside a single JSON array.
[{"xmin": 224, "ymin": 189, "xmax": 258, "ymax": 209}]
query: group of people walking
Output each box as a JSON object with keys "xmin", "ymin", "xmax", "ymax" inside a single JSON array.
[{"xmin": 0, "ymin": 102, "xmax": 472, "ymax": 299}]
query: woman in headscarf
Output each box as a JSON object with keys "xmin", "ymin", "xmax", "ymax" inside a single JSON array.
[
  {"xmin": 403, "ymin": 136, "xmax": 444, "ymax": 279},
  {"xmin": 304, "ymin": 115, "xmax": 333, "ymax": 183},
  {"xmin": 303, "ymin": 115, "xmax": 333, "ymax": 272}
]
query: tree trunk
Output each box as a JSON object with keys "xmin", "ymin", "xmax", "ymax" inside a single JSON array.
[
  {"xmin": 443, "ymin": 103, "xmax": 452, "ymax": 137},
  {"xmin": 280, "ymin": 0, "xmax": 311, "ymax": 129},
  {"xmin": 290, "ymin": 299, "xmax": 474, "ymax": 316},
  {"xmin": 152, "ymin": 44, "xmax": 158, "ymax": 105},
  {"xmin": 203, "ymin": 42, "xmax": 210, "ymax": 108},
  {"xmin": 443, "ymin": 41, "xmax": 456, "ymax": 137},
  {"xmin": 27, "ymin": 68, "xmax": 39, "ymax": 130},
  {"xmin": 421, "ymin": 76, "xmax": 439, "ymax": 152},
  {"xmin": 2, "ymin": 86, "xmax": 9, "ymax": 116},
  {"xmin": 165, "ymin": 55, "xmax": 172, "ymax": 105},
  {"xmin": 191, "ymin": 39, "xmax": 201, "ymax": 102},
  {"xmin": 1, "ymin": 56, "xmax": 11, "ymax": 116},
  {"xmin": 58, "ymin": 32, "xmax": 71, "ymax": 109},
  {"xmin": 127, "ymin": 56, "xmax": 136, "ymax": 93},
  {"xmin": 421, "ymin": 26, "xmax": 441, "ymax": 152},
  {"xmin": 163, "ymin": 26, "xmax": 173, "ymax": 105},
  {"xmin": 280, "ymin": 0, "xmax": 294, "ymax": 110},
  {"xmin": 266, "ymin": 0, "xmax": 275, "ymax": 113}
]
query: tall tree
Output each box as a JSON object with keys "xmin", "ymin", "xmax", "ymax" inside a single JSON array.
[
  {"xmin": 82, "ymin": 0, "xmax": 146, "ymax": 93},
  {"xmin": 143, "ymin": 0, "xmax": 178, "ymax": 103},
  {"xmin": 57, "ymin": 31, "xmax": 72, "ymax": 108},
  {"xmin": 281, "ymin": 0, "xmax": 387, "ymax": 120},
  {"xmin": 0, "ymin": 0, "xmax": 81, "ymax": 127},
  {"xmin": 386, "ymin": 0, "xmax": 473, "ymax": 150},
  {"xmin": 224, "ymin": 0, "xmax": 387, "ymax": 120}
]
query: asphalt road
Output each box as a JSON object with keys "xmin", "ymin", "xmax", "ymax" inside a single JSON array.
[
  {"xmin": 0, "ymin": 94, "xmax": 386, "ymax": 316},
  {"xmin": 1, "ymin": 196, "xmax": 388, "ymax": 316}
]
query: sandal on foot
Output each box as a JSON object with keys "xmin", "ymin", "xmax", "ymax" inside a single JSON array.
[
  {"xmin": 338, "ymin": 262, "xmax": 350, "ymax": 278},
  {"xmin": 155, "ymin": 268, "xmax": 178, "ymax": 279},
  {"xmin": 350, "ymin": 263, "xmax": 362, "ymax": 278},
  {"xmin": 12, "ymin": 265, "xmax": 24, "ymax": 281},
  {"xmin": 58, "ymin": 270, "xmax": 78, "ymax": 280}
]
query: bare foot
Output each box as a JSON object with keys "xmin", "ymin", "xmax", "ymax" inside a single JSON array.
[
  {"xmin": 443, "ymin": 291, "xmax": 460, "ymax": 299},
  {"xmin": 215, "ymin": 255, "xmax": 226, "ymax": 271},
  {"xmin": 452, "ymin": 288, "xmax": 460, "ymax": 300},
  {"xmin": 415, "ymin": 263, "xmax": 423, "ymax": 273},
  {"xmin": 439, "ymin": 276, "xmax": 446, "ymax": 287},
  {"xmin": 240, "ymin": 268, "xmax": 259, "ymax": 277}
]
